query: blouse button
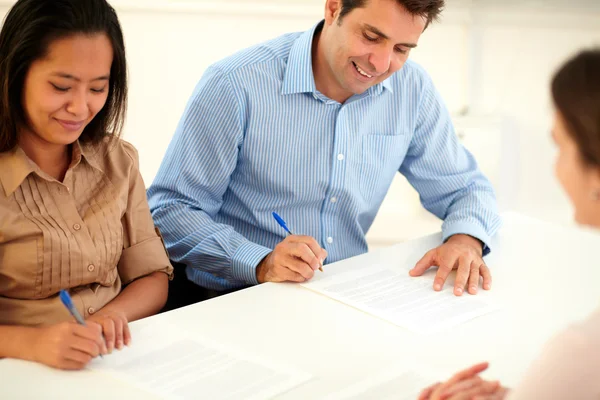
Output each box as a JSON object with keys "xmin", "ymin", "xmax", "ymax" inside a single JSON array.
[
  {"xmin": 87, "ymin": 264, "xmax": 95, "ymax": 272},
  {"xmin": 73, "ymin": 223, "xmax": 81, "ymax": 231},
  {"xmin": 88, "ymin": 307, "xmax": 95, "ymax": 315}
]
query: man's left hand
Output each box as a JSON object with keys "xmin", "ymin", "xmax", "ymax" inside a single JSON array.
[{"xmin": 409, "ymin": 234, "xmax": 491, "ymax": 296}]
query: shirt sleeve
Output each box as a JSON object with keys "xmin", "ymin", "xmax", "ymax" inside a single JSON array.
[
  {"xmin": 398, "ymin": 68, "xmax": 501, "ymax": 254},
  {"xmin": 506, "ymin": 310, "xmax": 600, "ymax": 400},
  {"xmin": 118, "ymin": 142, "xmax": 174, "ymax": 285},
  {"xmin": 146, "ymin": 66, "xmax": 271, "ymax": 290}
]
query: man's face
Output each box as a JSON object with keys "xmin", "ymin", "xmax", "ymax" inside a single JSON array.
[{"xmin": 321, "ymin": 0, "xmax": 427, "ymax": 100}]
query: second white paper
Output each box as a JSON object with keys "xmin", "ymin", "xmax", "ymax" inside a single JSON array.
[{"xmin": 301, "ymin": 264, "xmax": 498, "ymax": 334}]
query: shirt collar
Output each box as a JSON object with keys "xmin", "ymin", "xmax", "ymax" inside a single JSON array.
[
  {"xmin": 0, "ymin": 146, "xmax": 35, "ymax": 197},
  {"xmin": 0, "ymin": 141, "xmax": 103, "ymax": 197},
  {"xmin": 281, "ymin": 21, "xmax": 322, "ymax": 95},
  {"xmin": 281, "ymin": 20, "xmax": 394, "ymax": 98}
]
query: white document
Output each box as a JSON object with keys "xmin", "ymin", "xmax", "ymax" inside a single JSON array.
[
  {"xmin": 90, "ymin": 324, "xmax": 312, "ymax": 400},
  {"xmin": 325, "ymin": 364, "xmax": 434, "ymax": 400},
  {"xmin": 301, "ymin": 264, "xmax": 498, "ymax": 334}
]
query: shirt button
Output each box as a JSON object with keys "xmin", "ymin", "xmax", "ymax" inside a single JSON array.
[
  {"xmin": 87, "ymin": 264, "xmax": 95, "ymax": 272},
  {"xmin": 327, "ymin": 237, "xmax": 334, "ymax": 244},
  {"xmin": 337, "ymin": 154, "xmax": 345, "ymax": 161},
  {"xmin": 330, "ymin": 197, "xmax": 337, "ymax": 203},
  {"xmin": 88, "ymin": 307, "xmax": 95, "ymax": 315},
  {"xmin": 73, "ymin": 223, "xmax": 81, "ymax": 231}
]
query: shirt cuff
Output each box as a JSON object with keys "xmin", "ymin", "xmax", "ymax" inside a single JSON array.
[
  {"xmin": 442, "ymin": 220, "xmax": 493, "ymax": 256},
  {"xmin": 231, "ymin": 241, "xmax": 272, "ymax": 285},
  {"xmin": 118, "ymin": 236, "xmax": 174, "ymax": 284}
]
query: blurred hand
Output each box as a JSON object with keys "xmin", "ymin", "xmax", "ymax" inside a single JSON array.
[
  {"xmin": 31, "ymin": 321, "xmax": 106, "ymax": 370},
  {"xmin": 410, "ymin": 234, "xmax": 491, "ymax": 296},
  {"xmin": 256, "ymin": 235, "xmax": 327, "ymax": 283},
  {"xmin": 88, "ymin": 309, "xmax": 131, "ymax": 353},
  {"xmin": 419, "ymin": 362, "xmax": 508, "ymax": 400}
]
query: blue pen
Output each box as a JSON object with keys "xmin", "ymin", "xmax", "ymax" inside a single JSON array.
[
  {"xmin": 272, "ymin": 212, "xmax": 323, "ymax": 272},
  {"xmin": 59, "ymin": 290, "xmax": 105, "ymax": 357}
]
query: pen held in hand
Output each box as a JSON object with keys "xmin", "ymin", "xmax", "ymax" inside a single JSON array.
[
  {"xmin": 59, "ymin": 289, "xmax": 106, "ymax": 358},
  {"xmin": 271, "ymin": 212, "xmax": 324, "ymax": 272}
]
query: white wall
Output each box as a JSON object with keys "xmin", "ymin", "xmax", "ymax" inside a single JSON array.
[{"xmin": 2, "ymin": 0, "xmax": 599, "ymax": 246}]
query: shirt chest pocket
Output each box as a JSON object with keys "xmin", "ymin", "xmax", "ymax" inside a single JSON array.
[
  {"xmin": 0, "ymin": 228, "xmax": 44, "ymax": 299},
  {"xmin": 356, "ymin": 134, "xmax": 409, "ymax": 205}
]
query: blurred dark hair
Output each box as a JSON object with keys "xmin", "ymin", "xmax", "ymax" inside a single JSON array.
[
  {"xmin": 338, "ymin": 0, "xmax": 445, "ymax": 28},
  {"xmin": 0, "ymin": 0, "xmax": 127, "ymax": 152},
  {"xmin": 552, "ymin": 49, "xmax": 600, "ymax": 167}
]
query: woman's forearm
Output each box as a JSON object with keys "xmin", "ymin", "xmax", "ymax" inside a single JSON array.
[
  {"xmin": 0, "ymin": 325, "xmax": 38, "ymax": 361},
  {"xmin": 101, "ymin": 272, "xmax": 169, "ymax": 322}
]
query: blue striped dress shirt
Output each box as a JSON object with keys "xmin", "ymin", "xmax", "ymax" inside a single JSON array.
[{"xmin": 147, "ymin": 22, "xmax": 501, "ymax": 291}]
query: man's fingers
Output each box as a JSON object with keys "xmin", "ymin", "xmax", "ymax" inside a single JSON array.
[
  {"xmin": 433, "ymin": 263, "xmax": 454, "ymax": 292},
  {"xmin": 453, "ymin": 256, "xmax": 470, "ymax": 296},
  {"xmin": 291, "ymin": 242, "xmax": 322, "ymax": 271},
  {"xmin": 480, "ymin": 264, "xmax": 492, "ymax": 290},
  {"xmin": 284, "ymin": 256, "xmax": 314, "ymax": 280},
  {"xmin": 271, "ymin": 264, "xmax": 306, "ymax": 283},
  {"xmin": 295, "ymin": 236, "xmax": 327, "ymax": 266},
  {"xmin": 410, "ymin": 249, "xmax": 436, "ymax": 277},
  {"xmin": 320, "ymin": 248, "xmax": 328, "ymax": 264},
  {"xmin": 468, "ymin": 261, "xmax": 481, "ymax": 295}
]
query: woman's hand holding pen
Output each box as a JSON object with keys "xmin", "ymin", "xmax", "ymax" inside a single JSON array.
[
  {"xmin": 87, "ymin": 308, "xmax": 131, "ymax": 354},
  {"xmin": 29, "ymin": 322, "xmax": 107, "ymax": 370},
  {"xmin": 256, "ymin": 235, "xmax": 327, "ymax": 283}
]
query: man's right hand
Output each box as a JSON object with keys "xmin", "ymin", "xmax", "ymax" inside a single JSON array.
[{"xmin": 256, "ymin": 235, "xmax": 328, "ymax": 283}]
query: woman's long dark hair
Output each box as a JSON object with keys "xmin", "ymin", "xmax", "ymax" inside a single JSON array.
[{"xmin": 552, "ymin": 49, "xmax": 600, "ymax": 167}]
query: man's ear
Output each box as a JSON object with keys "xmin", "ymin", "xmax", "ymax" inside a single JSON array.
[{"xmin": 324, "ymin": 0, "xmax": 343, "ymax": 26}]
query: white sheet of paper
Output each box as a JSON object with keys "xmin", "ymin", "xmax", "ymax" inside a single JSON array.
[
  {"xmin": 324, "ymin": 364, "xmax": 434, "ymax": 400},
  {"xmin": 90, "ymin": 324, "xmax": 312, "ymax": 400},
  {"xmin": 301, "ymin": 264, "xmax": 498, "ymax": 334}
]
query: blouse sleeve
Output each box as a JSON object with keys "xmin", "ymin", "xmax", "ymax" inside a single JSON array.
[{"xmin": 117, "ymin": 142, "xmax": 174, "ymax": 284}]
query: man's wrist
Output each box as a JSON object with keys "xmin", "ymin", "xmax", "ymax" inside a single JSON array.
[
  {"xmin": 255, "ymin": 253, "xmax": 271, "ymax": 283},
  {"xmin": 447, "ymin": 234, "xmax": 484, "ymax": 256}
]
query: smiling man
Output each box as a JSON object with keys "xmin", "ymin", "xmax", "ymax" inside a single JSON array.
[{"xmin": 148, "ymin": 0, "xmax": 502, "ymax": 303}]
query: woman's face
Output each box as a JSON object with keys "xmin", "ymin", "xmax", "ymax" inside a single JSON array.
[
  {"xmin": 20, "ymin": 33, "xmax": 113, "ymax": 149},
  {"xmin": 553, "ymin": 111, "xmax": 600, "ymax": 228}
]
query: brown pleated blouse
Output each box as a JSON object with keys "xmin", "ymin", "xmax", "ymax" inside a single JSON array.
[{"xmin": 0, "ymin": 138, "xmax": 173, "ymax": 326}]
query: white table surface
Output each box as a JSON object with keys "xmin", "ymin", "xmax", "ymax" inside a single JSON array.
[{"xmin": 2, "ymin": 212, "xmax": 599, "ymax": 399}]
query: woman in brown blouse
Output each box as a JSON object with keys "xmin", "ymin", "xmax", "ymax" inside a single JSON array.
[
  {"xmin": 419, "ymin": 50, "xmax": 600, "ymax": 400},
  {"xmin": 0, "ymin": 0, "xmax": 173, "ymax": 370}
]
